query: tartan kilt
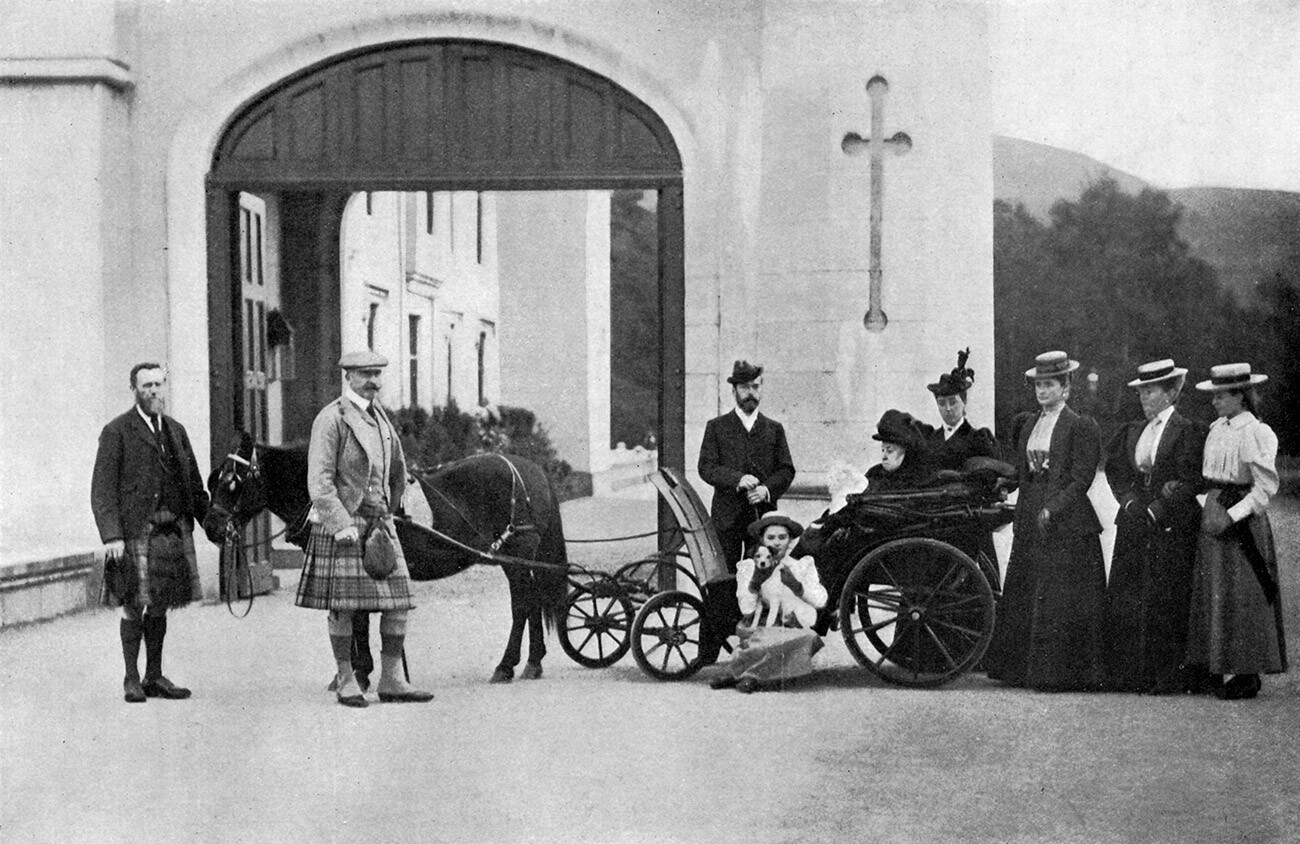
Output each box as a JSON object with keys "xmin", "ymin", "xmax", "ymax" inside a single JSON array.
[
  {"xmin": 101, "ymin": 524, "xmax": 201, "ymax": 609},
  {"xmin": 295, "ymin": 515, "xmax": 415, "ymax": 611}
]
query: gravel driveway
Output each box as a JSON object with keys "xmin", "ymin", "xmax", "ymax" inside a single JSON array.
[{"xmin": 2, "ymin": 496, "xmax": 1297, "ymax": 843}]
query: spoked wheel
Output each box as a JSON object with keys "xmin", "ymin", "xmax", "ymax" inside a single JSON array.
[
  {"xmin": 631, "ymin": 590, "xmax": 705, "ymax": 681},
  {"xmin": 839, "ymin": 538, "xmax": 995, "ymax": 687},
  {"xmin": 559, "ymin": 575, "xmax": 634, "ymax": 668}
]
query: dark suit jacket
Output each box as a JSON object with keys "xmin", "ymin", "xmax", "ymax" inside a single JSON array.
[
  {"xmin": 1010, "ymin": 405, "xmax": 1102, "ymax": 536},
  {"xmin": 698, "ymin": 410, "xmax": 796, "ymax": 535},
  {"xmin": 919, "ymin": 420, "xmax": 1000, "ymax": 471},
  {"xmin": 91, "ymin": 408, "xmax": 209, "ymax": 543},
  {"xmin": 1103, "ymin": 408, "xmax": 1205, "ymax": 528}
]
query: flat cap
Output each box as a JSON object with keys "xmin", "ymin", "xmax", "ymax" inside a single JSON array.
[{"xmin": 338, "ymin": 350, "xmax": 389, "ymax": 370}]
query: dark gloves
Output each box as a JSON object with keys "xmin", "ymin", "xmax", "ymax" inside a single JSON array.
[{"xmin": 1201, "ymin": 503, "xmax": 1233, "ymax": 537}]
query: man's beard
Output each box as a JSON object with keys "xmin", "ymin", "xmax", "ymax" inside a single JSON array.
[
  {"xmin": 137, "ymin": 396, "xmax": 164, "ymax": 416},
  {"xmin": 738, "ymin": 398, "xmax": 759, "ymax": 413}
]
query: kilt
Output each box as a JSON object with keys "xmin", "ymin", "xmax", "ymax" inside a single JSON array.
[
  {"xmin": 295, "ymin": 514, "xmax": 415, "ymax": 611},
  {"xmin": 102, "ymin": 523, "xmax": 201, "ymax": 609}
]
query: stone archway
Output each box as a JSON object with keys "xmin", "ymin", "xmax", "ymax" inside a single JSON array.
[{"xmin": 206, "ymin": 38, "xmax": 685, "ymax": 471}]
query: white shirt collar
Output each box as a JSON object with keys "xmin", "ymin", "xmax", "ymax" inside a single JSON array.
[
  {"xmin": 944, "ymin": 420, "xmax": 963, "ymax": 439},
  {"xmin": 734, "ymin": 405, "xmax": 759, "ymax": 432},
  {"xmin": 1149, "ymin": 405, "xmax": 1175, "ymax": 427},
  {"xmin": 135, "ymin": 404, "xmax": 160, "ymax": 431},
  {"xmin": 345, "ymin": 387, "xmax": 374, "ymax": 414}
]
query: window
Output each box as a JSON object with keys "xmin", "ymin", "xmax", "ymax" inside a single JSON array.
[
  {"xmin": 425, "ymin": 191, "xmax": 434, "ymax": 235},
  {"xmin": 409, "ymin": 314, "xmax": 421, "ymax": 407},
  {"xmin": 367, "ymin": 302, "xmax": 379, "ymax": 350},
  {"xmin": 446, "ymin": 327, "xmax": 454, "ymax": 405},
  {"xmin": 365, "ymin": 192, "xmax": 373, "ymax": 215}
]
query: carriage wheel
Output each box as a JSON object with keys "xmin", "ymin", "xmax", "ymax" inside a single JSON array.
[
  {"xmin": 838, "ymin": 537, "xmax": 994, "ymax": 687},
  {"xmin": 559, "ymin": 581, "xmax": 634, "ymax": 668},
  {"xmin": 631, "ymin": 590, "xmax": 705, "ymax": 681}
]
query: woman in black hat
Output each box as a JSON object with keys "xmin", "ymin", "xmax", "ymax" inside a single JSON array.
[
  {"xmin": 1102, "ymin": 359, "xmax": 1207, "ymax": 694},
  {"xmin": 984, "ymin": 351, "xmax": 1106, "ymax": 691},
  {"xmin": 919, "ymin": 348, "xmax": 1000, "ymax": 471},
  {"xmin": 864, "ymin": 408, "xmax": 932, "ymax": 492},
  {"xmin": 1185, "ymin": 363, "xmax": 1287, "ymax": 700}
]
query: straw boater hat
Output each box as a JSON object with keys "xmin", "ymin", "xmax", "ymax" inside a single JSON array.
[
  {"xmin": 1024, "ymin": 350, "xmax": 1080, "ymax": 381},
  {"xmin": 338, "ymin": 350, "xmax": 389, "ymax": 370},
  {"xmin": 1126, "ymin": 358, "xmax": 1188, "ymax": 389},
  {"xmin": 726, "ymin": 359, "xmax": 763, "ymax": 385},
  {"xmin": 1195, "ymin": 362, "xmax": 1268, "ymax": 392},
  {"xmin": 928, "ymin": 348, "xmax": 976, "ymax": 397},
  {"xmin": 748, "ymin": 511, "xmax": 803, "ymax": 539}
]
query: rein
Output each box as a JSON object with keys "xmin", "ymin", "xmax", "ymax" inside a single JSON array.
[{"xmin": 416, "ymin": 454, "xmax": 539, "ymax": 558}]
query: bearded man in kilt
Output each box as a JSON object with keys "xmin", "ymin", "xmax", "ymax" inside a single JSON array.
[
  {"xmin": 298, "ymin": 351, "xmax": 434, "ymax": 707},
  {"xmin": 92, "ymin": 363, "xmax": 210, "ymax": 703}
]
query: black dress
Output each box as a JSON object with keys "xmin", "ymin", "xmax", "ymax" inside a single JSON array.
[
  {"xmin": 1102, "ymin": 409, "xmax": 1206, "ymax": 693},
  {"xmin": 984, "ymin": 405, "xmax": 1106, "ymax": 691}
]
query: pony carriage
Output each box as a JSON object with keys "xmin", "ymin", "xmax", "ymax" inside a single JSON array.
[
  {"xmin": 806, "ymin": 460, "xmax": 1017, "ymax": 687},
  {"xmin": 206, "ymin": 432, "xmax": 1012, "ymax": 687},
  {"xmin": 562, "ymin": 460, "xmax": 1015, "ymax": 688}
]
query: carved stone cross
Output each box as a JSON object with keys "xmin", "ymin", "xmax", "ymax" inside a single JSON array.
[{"xmin": 841, "ymin": 75, "xmax": 912, "ymax": 331}]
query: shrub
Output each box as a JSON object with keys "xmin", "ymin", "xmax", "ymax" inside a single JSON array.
[{"xmin": 389, "ymin": 401, "xmax": 576, "ymax": 496}]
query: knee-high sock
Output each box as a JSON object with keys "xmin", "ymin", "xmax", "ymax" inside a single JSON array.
[
  {"xmin": 142, "ymin": 613, "xmax": 168, "ymax": 681},
  {"xmin": 120, "ymin": 618, "xmax": 144, "ymax": 682}
]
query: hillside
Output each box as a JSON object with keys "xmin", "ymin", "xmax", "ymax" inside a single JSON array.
[{"xmin": 994, "ymin": 136, "xmax": 1300, "ymax": 301}]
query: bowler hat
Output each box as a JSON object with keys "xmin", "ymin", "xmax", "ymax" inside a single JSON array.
[
  {"xmin": 339, "ymin": 350, "xmax": 389, "ymax": 370},
  {"xmin": 928, "ymin": 348, "xmax": 976, "ymax": 397},
  {"xmin": 871, "ymin": 409, "xmax": 922, "ymax": 448},
  {"xmin": 1024, "ymin": 350, "xmax": 1080, "ymax": 381},
  {"xmin": 1126, "ymin": 358, "xmax": 1188, "ymax": 389},
  {"xmin": 1195, "ymin": 362, "xmax": 1268, "ymax": 392},
  {"xmin": 747, "ymin": 511, "xmax": 803, "ymax": 539},
  {"xmin": 727, "ymin": 360, "xmax": 763, "ymax": 385}
]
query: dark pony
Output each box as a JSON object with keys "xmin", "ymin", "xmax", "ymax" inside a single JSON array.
[{"xmin": 204, "ymin": 431, "xmax": 568, "ymax": 682}]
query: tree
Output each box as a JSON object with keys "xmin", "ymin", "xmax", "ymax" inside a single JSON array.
[
  {"xmin": 992, "ymin": 177, "xmax": 1286, "ymax": 448},
  {"xmin": 609, "ymin": 189, "xmax": 660, "ymax": 449}
]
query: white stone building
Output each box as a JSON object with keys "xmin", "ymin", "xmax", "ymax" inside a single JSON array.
[{"xmin": 0, "ymin": 0, "xmax": 994, "ymax": 623}]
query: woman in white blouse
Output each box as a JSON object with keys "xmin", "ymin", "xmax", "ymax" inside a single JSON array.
[
  {"xmin": 709, "ymin": 513, "xmax": 828, "ymax": 693},
  {"xmin": 1185, "ymin": 363, "xmax": 1287, "ymax": 700}
]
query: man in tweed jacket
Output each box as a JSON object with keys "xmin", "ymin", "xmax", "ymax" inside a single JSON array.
[{"xmin": 296, "ymin": 350, "xmax": 433, "ymax": 707}]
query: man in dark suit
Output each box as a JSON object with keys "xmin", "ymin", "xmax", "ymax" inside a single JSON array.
[
  {"xmin": 697, "ymin": 360, "xmax": 796, "ymax": 663},
  {"xmin": 92, "ymin": 363, "xmax": 210, "ymax": 703},
  {"xmin": 1103, "ymin": 358, "xmax": 1207, "ymax": 693}
]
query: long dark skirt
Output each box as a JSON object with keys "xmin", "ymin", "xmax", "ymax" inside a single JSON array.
[
  {"xmin": 1185, "ymin": 498, "xmax": 1287, "ymax": 675},
  {"xmin": 985, "ymin": 527, "xmax": 1106, "ymax": 691},
  {"xmin": 1104, "ymin": 513, "xmax": 1199, "ymax": 693}
]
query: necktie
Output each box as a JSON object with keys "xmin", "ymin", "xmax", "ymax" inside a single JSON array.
[
  {"xmin": 1136, "ymin": 417, "xmax": 1161, "ymax": 471},
  {"xmin": 151, "ymin": 417, "xmax": 165, "ymax": 453}
]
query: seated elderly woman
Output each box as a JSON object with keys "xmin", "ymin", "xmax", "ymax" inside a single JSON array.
[{"xmin": 709, "ymin": 512, "xmax": 828, "ymax": 693}]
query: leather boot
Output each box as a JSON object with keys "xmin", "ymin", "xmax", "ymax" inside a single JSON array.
[
  {"xmin": 376, "ymin": 635, "xmax": 433, "ymax": 702},
  {"xmin": 121, "ymin": 618, "xmax": 146, "ymax": 703},
  {"xmin": 141, "ymin": 615, "xmax": 191, "ymax": 699}
]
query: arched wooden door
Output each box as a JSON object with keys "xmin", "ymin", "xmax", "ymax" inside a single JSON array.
[{"xmin": 207, "ymin": 39, "xmax": 684, "ymax": 469}]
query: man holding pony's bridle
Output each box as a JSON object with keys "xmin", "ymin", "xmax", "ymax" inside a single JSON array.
[{"xmin": 297, "ymin": 350, "xmax": 434, "ymax": 707}]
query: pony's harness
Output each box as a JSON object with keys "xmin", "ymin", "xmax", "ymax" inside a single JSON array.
[{"xmin": 421, "ymin": 454, "xmax": 540, "ymax": 556}]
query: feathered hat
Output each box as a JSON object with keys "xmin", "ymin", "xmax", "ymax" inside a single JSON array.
[{"xmin": 928, "ymin": 348, "xmax": 976, "ymax": 397}]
